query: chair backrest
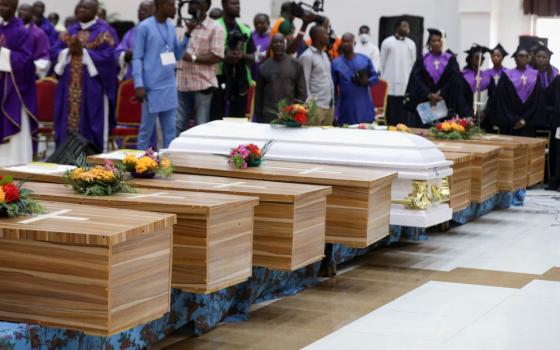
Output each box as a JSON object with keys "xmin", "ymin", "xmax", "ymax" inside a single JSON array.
[
  {"xmin": 116, "ymin": 80, "xmax": 142, "ymax": 125},
  {"xmin": 371, "ymin": 79, "xmax": 389, "ymax": 110},
  {"xmin": 36, "ymin": 78, "xmax": 57, "ymax": 123},
  {"xmin": 246, "ymin": 85, "xmax": 255, "ymax": 116}
]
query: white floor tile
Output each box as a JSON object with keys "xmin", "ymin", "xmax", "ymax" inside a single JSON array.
[
  {"xmin": 438, "ymin": 334, "xmax": 556, "ymax": 350},
  {"xmin": 517, "ymin": 280, "xmax": 560, "ymax": 299},
  {"xmin": 303, "ymin": 330, "xmax": 438, "ymax": 350}
]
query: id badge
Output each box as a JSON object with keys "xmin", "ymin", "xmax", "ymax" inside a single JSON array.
[
  {"xmin": 160, "ymin": 51, "xmax": 176, "ymax": 66},
  {"xmin": 556, "ymin": 127, "xmax": 560, "ymax": 140}
]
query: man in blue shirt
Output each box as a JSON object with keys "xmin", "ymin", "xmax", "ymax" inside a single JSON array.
[
  {"xmin": 133, "ymin": 0, "xmax": 189, "ymax": 150},
  {"xmin": 332, "ymin": 33, "xmax": 379, "ymax": 125}
]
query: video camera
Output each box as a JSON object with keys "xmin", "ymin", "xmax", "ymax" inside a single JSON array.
[
  {"xmin": 286, "ymin": 0, "xmax": 327, "ymax": 26},
  {"xmin": 227, "ymin": 29, "xmax": 249, "ymax": 49}
]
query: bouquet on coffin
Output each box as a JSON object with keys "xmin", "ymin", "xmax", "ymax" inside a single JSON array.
[
  {"xmin": 229, "ymin": 141, "xmax": 273, "ymax": 169},
  {"xmin": 273, "ymin": 99, "xmax": 318, "ymax": 127},
  {"xmin": 0, "ymin": 176, "xmax": 43, "ymax": 218},
  {"xmin": 430, "ymin": 117, "xmax": 482, "ymax": 140},
  {"xmin": 122, "ymin": 148, "xmax": 174, "ymax": 179},
  {"xmin": 64, "ymin": 154, "xmax": 135, "ymax": 196}
]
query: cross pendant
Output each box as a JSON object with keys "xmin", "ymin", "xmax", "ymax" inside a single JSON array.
[
  {"xmin": 433, "ymin": 59, "xmax": 441, "ymax": 70},
  {"xmin": 521, "ymin": 74, "xmax": 528, "ymax": 86}
]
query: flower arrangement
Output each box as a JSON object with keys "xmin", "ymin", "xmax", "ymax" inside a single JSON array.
[
  {"xmin": 122, "ymin": 149, "xmax": 173, "ymax": 179},
  {"xmin": 0, "ymin": 176, "xmax": 43, "ymax": 218},
  {"xmin": 273, "ymin": 99, "xmax": 317, "ymax": 127},
  {"xmin": 229, "ymin": 141, "xmax": 273, "ymax": 169},
  {"xmin": 388, "ymin": 123, "xmax": 411, "ymax": 133},
  {"xmin": 64, "ymin": 159, "xmax": 134, "ymax": 196},
  {"xmin": 430, "ymin": 117, "xmax": 481, "ymax": 140}
]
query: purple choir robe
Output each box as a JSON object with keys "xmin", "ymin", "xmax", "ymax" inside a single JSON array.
[
  {"xmin": 115, "ymin": 26, "xmax": 135, "ymax": 80},
  {"xmin": 27, "ymin": 23, "xmax": 50, "ymax": 73},
  {"xmin": 463, "ymin": 68, "xmax": 491, "ymax": 94},
  {"xmin": 37, "ymin": 16, "xmax": 58, "ymax": 47},
  {"xmin": 424, "ymin": 52, "xmax": 452, "ymax": 85},
  {"xmin": 539, "ymin": 66, "xmax": 559, "ymax": 89},
  {"xmin": 53, "ymin": 20, "xmax": 117, "ymax": 151},
  {"xmin": 0, "ymin": 18, "xmax": 38, "ymax": 142}
]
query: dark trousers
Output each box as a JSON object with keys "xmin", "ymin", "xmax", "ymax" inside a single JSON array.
[{"xmin": 210, "ymin": 76, "xmax": 249, "ymax": 120}]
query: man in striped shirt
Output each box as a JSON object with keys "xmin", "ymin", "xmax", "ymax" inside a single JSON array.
[{"xmin": 176, "ymin": 0, "xmax": 224, "ymax": 134}]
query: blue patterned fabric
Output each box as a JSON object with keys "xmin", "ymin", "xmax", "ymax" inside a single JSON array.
[
  {"xmin": 0, "ymin": 265, "xmax": 321, "ymax": 350},
  {"xmin": 452, "ymin": 191, "xmax": 523, "ymax": 225}
]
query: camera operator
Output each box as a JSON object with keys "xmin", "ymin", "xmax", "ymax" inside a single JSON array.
[
  {"xmin": 271, "ymin": 1, "xmax": 316, "ymax": 55},
  {"xmin": 210, "ymin": 0, "xmax": 255, "ymax": 120},
  {"xmin": 332, "ymin": 33, "xmax": 379, "ymax": 125}
]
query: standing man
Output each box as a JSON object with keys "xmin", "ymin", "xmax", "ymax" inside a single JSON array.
[
  {"xmin": 176, "ymin": 0, "xmax": 224, "ymax": 133},
  {"xmin": 355, "ymin": 25, "xmax": 381, "ymax": 74},
  {"xmin": 32, "ymin": 1, "xmax": 58, "ymax": 48},
  {"xmin": 254, "ymin": 34, "xmax": 307, "ymax": 124},
  {"xmin": 271, "ymin": 1, "xmax": 314, "ymax": 55},
  {"xmin": 211, "ymin": 0, "xmax": 255, "ymax": 120},
  {"xmin": 380, "ymin": 17, "xmax": 416, "ymax": 125},
  {"xmin": 115, "ymin": 0, "xmax": 154, "ymax": 81},
  {"xmin": 53, "ymin": 0, "xmax": 118, "ymax": 152},
  {"xmin": 18, "ymin": 3, "xmax": 51, "ymax": 78},
  {"xmin": 251, "ymin": 13, "xmax": 270, "ymax": 81},
  {"xmin": 0, "ymin": 0, "xmax": 37, "ymax": 166},
  {"xmin": 299, "ymin": 25, "xmax": 334, "ymax": 126},
  {"xmin": 133, "ymin": 0, "xmax": 189, "ymax": 150},
  {"xmin": 332, "ymin": 33, "xmax": 379, "ymax": 125}
]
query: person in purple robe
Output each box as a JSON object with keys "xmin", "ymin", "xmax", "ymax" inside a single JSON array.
[
  {"xmin": 115, "ymin": 0, "xmax": 154, "ymax": 81},
  {"xmin": 18, "ymin": 3, "xmax": 50, "ymax": 78},
  {"xmin": 405, "ymin": 28, "xmax": 470, "ymax": 127},
  {"xmin": 490, "ymin": 46, "xmax": 546, "ymax": 137},
  {"xmin": 251, "ymin": 13, "xmax": 270, "ymax": 81},
  {"xmin": 32, "ymin": 1, "xmax": 58, "ymax": 47},
  {"xmin": 53, "ymin": 0, "xmax": 117, "ymax": 152},
  {"xmin": 481, "ymin": 44, "xmax": 509, "ymax": 132},
  {"xmin": 462, "ymin": 44, "xmax": 491, "ymax": 128},
  {"xmin": 0, "ymin": 0, "xmax": 38, "ymax": 166},
  {"xmin": 534, "ymin": 45, "xmax": 559, "ymax": 89},
  {"xmin": 97, "ymin": 7, "xmax": 119, "ymax": 46}
]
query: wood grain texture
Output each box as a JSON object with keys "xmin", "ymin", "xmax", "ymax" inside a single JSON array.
[
  {"xmin": 443, "ymin": 152, "xmax": 473, "ymax": 212},
  {"xmin": 158, "ymin": 153, "xmax": 395, "ymax": 249},
  {"xmin": 23, "ymin": 182, "xmax": 258, "ymax": 294},
  {"xmin": 0, "ymin": 201, "xmax": 174, "ymax": 336}
]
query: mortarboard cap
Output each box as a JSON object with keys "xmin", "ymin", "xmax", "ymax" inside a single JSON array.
[
  {"xmin": 534, "ymin": 45, "xmax": 554, "ymax": 56},
  {"xmin": 491, "ymin": 44, "xmax": 509, "ymax": 57},
  {"xmin": 511, "ymin": 45, "xmax": 530, "ymax": 58},
  {"xmin": 427, "ymin": 28, "xmax": 444, "ymax": 38},
  {"xmin": 464, "ymin": 44, "xmax": 490, "ymax": 55}
]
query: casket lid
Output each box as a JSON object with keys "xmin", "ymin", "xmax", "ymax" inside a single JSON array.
[
  {"xmin": 167, "ymin": 153, "xmax": 397, "ymax": 189},
  {"xmin": 433, "ymin": 141, "xmax": 502, "ymax": 159},
  {"xmin": 169, "ymin": 121, "xmax": 452, "ymax": 176},
  {"xmin": 25, "ymin": 182, "xmax": 259, "ymax": 215},
  {"xmin": 0, "ymin": 201, "xmax": 176, "ymax": 246},
  {"xmin": 442, "ymin": 152, "xmax": 475, "ymax": 165}
]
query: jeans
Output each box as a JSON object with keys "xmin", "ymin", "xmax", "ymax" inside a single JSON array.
[
  {"xmin": 176, "ymin": 90, "xmax": 214, "ymax": 135},
  {"xmin": 138, "ymin": 105, "xmax": 176, "ymax": 150}
]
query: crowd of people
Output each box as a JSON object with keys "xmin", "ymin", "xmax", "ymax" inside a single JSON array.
[{"xmin": 0, "ymin": 0, "xmax": 559, "ymax": 189}]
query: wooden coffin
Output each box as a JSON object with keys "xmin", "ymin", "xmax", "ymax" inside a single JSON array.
[
  {"xmin": 432, "ymin": 142, "xmax": 500, "ymax": 203},
  {"xmin": 442, "ymin": 152, "xmax": 473, "ymax": 212},
  {"xmin": 94, "ymin": 153, "xmax": 397, "ymax": 249},
  {"xmin": 0, "ymin": 165, "xmax": 331, "ymax": 272},
  {"xmin": 23, "ymin": 182, "xmax": 258, "ymax": 294},
  {"xmin": 0, "ymin": 201, "xmax": 176, "ymax": 336}
]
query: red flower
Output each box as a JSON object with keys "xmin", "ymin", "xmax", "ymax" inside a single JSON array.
[
  {"xmin": 3, "ymin": 183, "xmax": 20, "ymax": 203},
  {"xmin": 294, "ymin": 112, "xmax": 307, "ymax": 125},
  {"xmin": 459, "ymin": 119, "xmax": 468, "ymax": 128},
  {"xmin": 436, "ymin": 124, "xmax": 443, "ymax": 130},
  {"xmin": 285, "ymin": 105, "xmax": 295, "ymax": 113}
]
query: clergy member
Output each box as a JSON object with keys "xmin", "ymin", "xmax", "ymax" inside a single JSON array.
[
  {"xmin": 251, "ymin": 13, "xmax": 270, "ymax": 81},
  {"xmin": 405, "ymin": 28, "xmax": 470, "ymax": 126},
  {"xmin": 380, "ymin": 17, "xmax": 416, "ymax": 125},
  {"xmin": 0, "ymin": 0, "xmax": 37, "ymax": 166},
  {"xmin": 482, "ymin": 44, "xmax": 509, "ymax": 132},
  {"xmin": 18, "ymin": 3, "xmax": 50, "ymax": 78},
  {"xmin": 132, "ymin": 0, "xmax": 189, "ymax": 150},
  {"xmin": 254, "ymin": 33, "xmax": 307, "ymax": 124},
  {"xmin": 53, "ymin": 0, "xmax": 117, "ymax": 152},
  {"xmin": 115, "ymin": 0, "xmax": 154, "ymax": 81},
  {"xmin": 490, "ymin": 46, "xmax": 546, "ymax": 137},
  {"xmin": 332, "ymin": 33, "xmax": 378, "ymax": 125}
]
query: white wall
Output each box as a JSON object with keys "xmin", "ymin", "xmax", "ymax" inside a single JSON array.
[{"xmin": 37, "ymin": 0, "xmax": 532, "ymax": 64}]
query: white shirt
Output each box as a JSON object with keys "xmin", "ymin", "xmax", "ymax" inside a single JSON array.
[
  {"xmin": 355, "ymin": 41, "xmax": 381, "ymax": 74},
  {"xmin": 380, "ymin": 35, "xmax": 417, "ymax": 96}
]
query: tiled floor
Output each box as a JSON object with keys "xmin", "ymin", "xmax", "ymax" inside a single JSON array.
[{"xmin": 158, "ymin": 190, "xmax": 560, "ymax": 349}]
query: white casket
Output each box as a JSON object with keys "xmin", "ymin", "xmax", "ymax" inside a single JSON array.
[{"xmin": 168, "ymin": 121, "xmax": 454, "ymax": 228}]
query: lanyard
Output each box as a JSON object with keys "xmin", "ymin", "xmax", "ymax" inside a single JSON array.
[{"xmin": 156, "ymin": 22, "xmax": 171, "ymax": 51}]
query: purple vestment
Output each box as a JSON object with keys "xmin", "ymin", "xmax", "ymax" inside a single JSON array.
[
  {"xmin": 37, "ymin": 16, "xmax": 58, "ymax": 47},
  {"xmin": 251, "ymin": 31, "xmax": 270, "ymax": 80},
  {"xmin": 484, "ymin": 66, "xmax": 508, "ymax": 87},
  {"xmin": 115, "ymin": 26, "xmax": 136, "ymax": 80},
  {"xmin": 463, "ymin": 68, "xmax": 491, "ymax": 94},
  {"xmin": 0, "ymin": 18, "xmax": 38, "ymax": 141},
  {"xmin": 504, "ymin": 67, "xmax": 538, "ymax": 103},
  {"xmin": 53, "ymin": 21, "xmax": 117, "ymax": 151},
  {"xmin": 538, "ymin": 66, "xmax": 559, "ymax": 89},
  {"xmin": 27, "ymin": 23, "xmax": 50, "ymax": 61},
  {"xmin": 423, "ymin": 52, "xmax": 452, "ymax": 85},
  {"xmin": 99, "ymin": 19, "xmax": 120, "ymax": 46}
]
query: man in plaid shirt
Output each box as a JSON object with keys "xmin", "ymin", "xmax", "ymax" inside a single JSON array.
[{"xmin": 176, "ymin": 0, "xmax": 224, "ymax": 134}]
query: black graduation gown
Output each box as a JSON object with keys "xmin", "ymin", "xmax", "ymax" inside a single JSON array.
[
  {"xmin": 405, "ymin": 50, "xmax": 472, "ymax": 127},
  {"xmin": 482, "ymin": 77, "xmax": 499, "ymax": 133},
  {"xmin": 547, "ymin": 76, "xmax": 560, "ymax": 190},
  {"xmin": 490, "ymin": 72, "xmax": 546, "ymax": 137}
]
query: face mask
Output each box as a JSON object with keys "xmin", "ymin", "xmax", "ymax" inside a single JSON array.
[{"xmin": 359, "ymin": 33, "xmax": 370, "ymax": 44}]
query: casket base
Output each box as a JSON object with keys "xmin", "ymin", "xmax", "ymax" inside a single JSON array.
[{"xmin": 390, "ymin": 204, "xmax": 452, "ymax": 228}]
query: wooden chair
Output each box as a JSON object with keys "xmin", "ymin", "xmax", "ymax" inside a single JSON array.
[
  {"xmin": 371, "ymin": 79, "xmax": 389, "ymax": 126},
  {"xmin": 110, "ymin": 80, "xmax": 142, "ymax": 150},
  {"xmin": 36, "ymin": 78, "xmax": 58, "ymax": 157}
]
